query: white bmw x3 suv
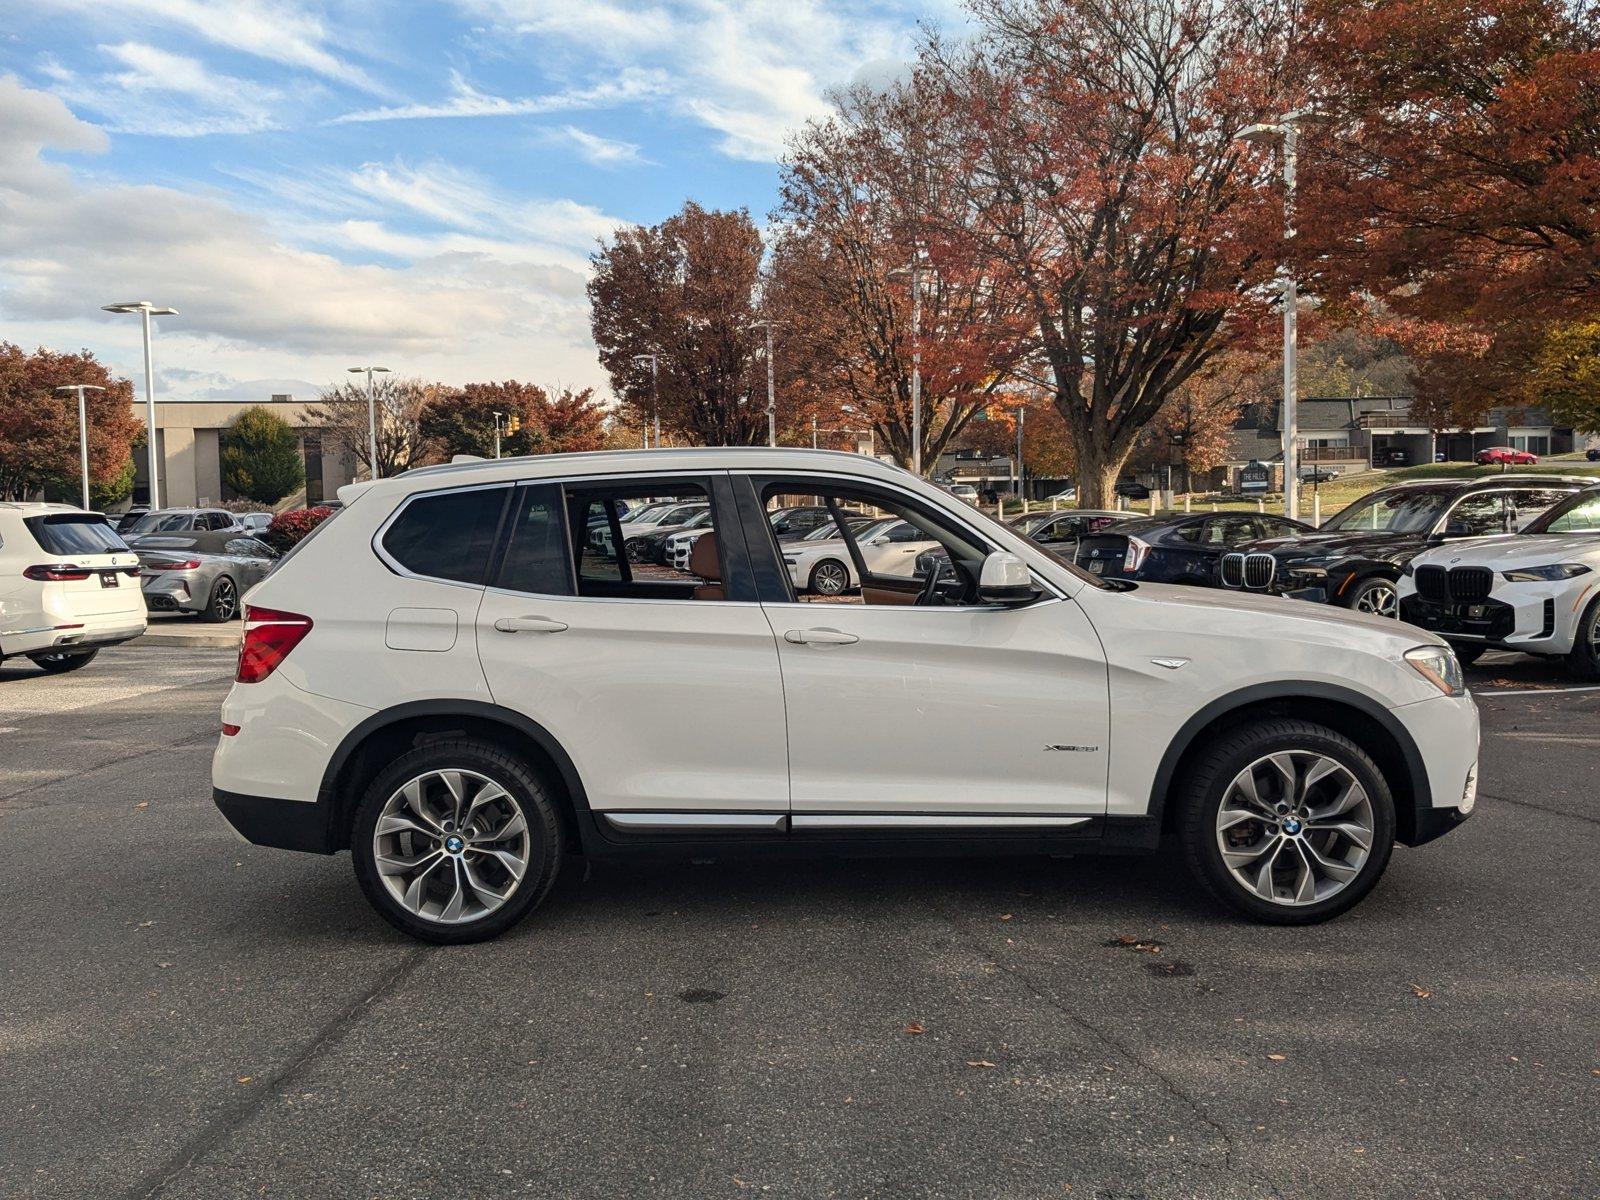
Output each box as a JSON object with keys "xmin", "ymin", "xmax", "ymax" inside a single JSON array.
[{"xmin": 212, "ymin": 449, "xmax": 1480, "ymax": 943}]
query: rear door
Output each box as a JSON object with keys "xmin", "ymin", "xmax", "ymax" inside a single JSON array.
[{"xmin": 475, "ymin": 475, "xmax": 790, "ymax": 827}]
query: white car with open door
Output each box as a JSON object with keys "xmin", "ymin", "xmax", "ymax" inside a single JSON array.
[
  {"xmin": 1399, "ymin": 485, "xmax": 1600, "ymax": 678},
  {"xmin": 0, "ymin": 504, "xmax": 146, "ymax": 673},
  {"xmin": 213, "ymin": 449, "xmax": 1479, "ymax": 944}
]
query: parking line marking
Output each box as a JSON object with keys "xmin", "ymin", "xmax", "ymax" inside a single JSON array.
[{"xmin": 1474, "ymin": 684, "xmax": 1600, "ymax": 697}]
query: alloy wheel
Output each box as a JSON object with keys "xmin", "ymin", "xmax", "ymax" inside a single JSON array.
[
  {"xmin": 812, "ymin": 561, "xmax": 849, "ymax": 595},
  {"xmin": 373, "ymin": 769, "xmax": 532, "ymax": 925},
  {"xmin": 212, "ymin": 577, "xmax": 237, "ymax": 621},
  {"xmin": 1214, "ymin": 751, "xmax": 1375, "ymax": 907},
  {"xmin": 1354, "ymin": 582, "xmax": 1398, "ymax": 618}
]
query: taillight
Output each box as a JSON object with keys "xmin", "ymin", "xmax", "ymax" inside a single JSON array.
[
  {"xmin": 145, "ymin": 559, "xmax": 202, "ymax": 572},
  {"xmin": 24, "ymin": 564, "xmax": 92, "ymax": 581},
  {"xmin": 1124, "ymin": 537, "xmax": 1151, "ymax": 574},
  {"xmin": 236, "ymin": 606, "xmax": 313, "ymax": 684}
]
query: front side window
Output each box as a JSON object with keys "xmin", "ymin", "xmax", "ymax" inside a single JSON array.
[
  {"xmin": 1446, "ymin": 492, "xmax": 1510, "ymax": 537},
  {"xmin": 761, "ymin": 482, "xmax": 992, "ymax": 606},
  {"xmin": 382, "ymin": 487, "xmax": 507, "ymax": 584}
]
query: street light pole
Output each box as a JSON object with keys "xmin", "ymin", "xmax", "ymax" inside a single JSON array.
[
  {"xmin": 55, "ymin": 384, "xmax": 105, "ymax": 509},
  {"xmin": 1014, "ymin": 405, "xmax": 1026, "ymax": 500},
  {"xmin": 631, "ymin": 354, "xmax": 661, "ymax": 448},
  {"xmin": 493, "ymin": 411, "xmax": 504, "ymax": 459},
  {"xmin": 745, "ymin": 322, "xmax": 778, "ymax": 447},
  {"xmin": 346, "ymin": 366, "xmax": 390, "ymax": 479},
  {"xmin": 101, "ymin": 301, "xmax": 178, "ymax": 509},
  {"xmin": 1238, "ymin": 112, "xmax": 1315, "ymax": 522}
]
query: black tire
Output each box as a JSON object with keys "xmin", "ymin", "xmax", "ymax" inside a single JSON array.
[
  {"xmin": 1342, "ymin": 575, "xmax": 1399, "ymax": 618},
  {"xmin": 1447, "ymin": 641, "xmax": 1486, "ymax": 668},
  {"xmin": 202, "ymin": 574, "xmax": 239, "ymax": 623},
  {"xmin": 26, "ymin": 648, "xmax": 100, "ymax": 674},
  {"xmin": 624, "ymin": 538, "xmax": 648, "ymax": 564},
  {"xmin": 809, "ymin": 558, "xmax": 852, "ymax": 596},
  {"xmin": 1565, "ymin": 596, "xmax": 1600, "ymax": 682},
  {"xmin": 1176, "ymin": 718, "xmax": 1397, "ymax": 925},
  {"xmin": 350, "ymin": 739, "xmax": 564, "ymax": 944}
]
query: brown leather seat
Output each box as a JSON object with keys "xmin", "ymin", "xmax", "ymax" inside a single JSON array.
[{"xmin": 689, "ymin": 535, "xmax": 724, "ymax": 601}]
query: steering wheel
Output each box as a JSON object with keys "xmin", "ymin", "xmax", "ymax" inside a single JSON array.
[{"xmin": 916, "ymin": 555, "xmax": 953, "ymax": 606}]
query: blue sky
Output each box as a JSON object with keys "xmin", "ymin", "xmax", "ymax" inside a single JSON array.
[{"xmin": 0, "ymin": 1, "xmax": 966, "ymax": 402}]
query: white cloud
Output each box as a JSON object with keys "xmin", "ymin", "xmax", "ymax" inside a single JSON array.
[
  {"xmin": 43, "ymin": 43, "xmax": 286, "ymax": 137},
  {"xmin": 328, "ymin": 67, "xmax": 667, "ymax": 125},
  {"xmin": 29, "ymin": 0, "xmax": 389, "ymax": 96},
  {"xmin": 452, "ymin": 0, "xmax": 930, "ymax": 160},
  {"xmin": 555, "ymin": 125, "xmax": 649, "ymax": 167},
  {"xmin": 0, "ymin": 76, "xmax": 612, "ymax": 398}
]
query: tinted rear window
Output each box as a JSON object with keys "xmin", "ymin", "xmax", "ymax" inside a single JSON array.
[
  {"xmin": 496, "ymin": 485, "xmax": 571, "ymax": 595},
  {"xmin": 381, "ymin": 487, "xmax": 507, "ymax": 584},
  {"xmin": 24, "ymin": 515, "xmax": 130, "ymax": 556}
]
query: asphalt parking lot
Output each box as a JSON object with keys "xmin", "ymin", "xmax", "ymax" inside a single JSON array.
[{"xmin": 2, "ymin": 645, "xmax": 1596, "ymax": 1200}]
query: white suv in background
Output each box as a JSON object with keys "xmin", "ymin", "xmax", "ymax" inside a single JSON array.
[
  {"xmin": 0, "ymin": 504, "xmax": 146, "ymax": 673},
  {"xmin": 213, "ymin": 449, "xmax": 1480, "ymax": 943}
]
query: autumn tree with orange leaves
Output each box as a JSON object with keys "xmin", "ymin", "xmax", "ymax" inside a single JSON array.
[
  {"xmin": 0, "ymin": 343, "xmax": 141, "ymax": 502},
  {"xmin": 918, "ymin": 0, "xmax": 1295, "ymax": 507},
  {"xmin": 773, "ymin": 80, "xmax": 1037, "ymax": 473},
  {"xmin": 590, "ymin": 202, "xmax": 792, "ymax": 446},
  {"xmin": 1297, "ymin": 0, "xmax": 1600, "ymax": 425}
]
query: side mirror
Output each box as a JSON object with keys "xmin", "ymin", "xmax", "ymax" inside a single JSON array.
[
  {"xmin": 979, "ymin": 552, "xmax": 1039, "ymax": 605},
  {"xmin": 867, "ymin": 535, "xmax": 889, "ymax": 546}
]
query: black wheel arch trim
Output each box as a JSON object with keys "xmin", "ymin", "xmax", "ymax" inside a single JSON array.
[
  {"xmin": 316, "ymin": 698, "xmax": 603, "ymax": 852},
  {"xmin": 1146, "ymin": 681, "xmax": 1436, "ymax": 845}
]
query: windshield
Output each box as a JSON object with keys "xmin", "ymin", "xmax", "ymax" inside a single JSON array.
[
  {"xmin": 1527, "ymin": 490, "xmax": 1600, "ymax": 534},
  {"xmin": 126, "ymin": 511, "xmax": 193, "ymax": 534},
  {"xmin": 624, "ymin": 504, "xmax": 674, "ymax": 525},
  {"xmin": 1011, "ymin": 511, "xmax": 1062, "ymax": 535},
  {"xmin": 1323, "ymin": 488, "xmax": 1451, "ymax": 533}
]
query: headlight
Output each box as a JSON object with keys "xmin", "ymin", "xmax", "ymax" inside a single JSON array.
[
  {"xmin": 1404, "ymin": 644, "xmax": 1465, "ymax": 697},
  {"xmin": 1501, "ymin": 563, "xmax": 1591, "ymax": 582}
]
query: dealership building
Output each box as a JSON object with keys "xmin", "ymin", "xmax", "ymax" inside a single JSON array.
[{"xmin": 131, "ymin": 397, "xmax": 358, "ymax": 511}]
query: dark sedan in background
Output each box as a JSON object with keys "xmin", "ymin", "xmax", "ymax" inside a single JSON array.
[{"xmin": 1075, "ymin": 511, "xmax": 1312, "ymax": 584}]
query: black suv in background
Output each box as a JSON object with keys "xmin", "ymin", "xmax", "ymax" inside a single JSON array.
[{"xmin": 1218, "ymin": 476, "xmax": 1588, "ymax": 616}]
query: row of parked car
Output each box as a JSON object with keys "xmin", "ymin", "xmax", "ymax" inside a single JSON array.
[
  {"xmin": 0, "ymin": 503, "xmax": 294, "ymax": 677},
  {"xmin": 1016, "ymin": 474, "xmax": 1600, "ymax": 679}
]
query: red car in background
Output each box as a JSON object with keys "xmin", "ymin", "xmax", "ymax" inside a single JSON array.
[{"xmin": 1476, "ymin": 446, "xmax": 1539, "ymax": 465}]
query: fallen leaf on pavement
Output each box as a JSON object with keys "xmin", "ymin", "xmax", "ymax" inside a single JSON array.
[
  {"xmin": 966, "ymin": 1060, "xmax": 996, "ymax": 1069},
  {"xmin": 134, "ymin": 801, "xmax": 148, "ymax": 810},
  {"xmin": 1410, "ymin": 983, "xmax": 1432, "ymax": 999},
  {"xmin": 1266, "ymin": 1054, "xmax": 1287, "ymax": 1062},
  {"xmin": 904, "ymin": 1021, "xmax": 926, "ymax": 1035}
]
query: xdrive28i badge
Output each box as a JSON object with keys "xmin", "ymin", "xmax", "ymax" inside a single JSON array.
[{"xmin": 1044, "ymin": 744, "xmax": 1099, "ymax": 753}]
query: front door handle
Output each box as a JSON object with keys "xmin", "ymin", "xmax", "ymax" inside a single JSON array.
[
  {"xmin": 784, "ymin": 627, "xmax": 859, "ymax": 646},
  {"xmin": 493, "ymin": 615, "xmax": 569, "ymax": 634}
]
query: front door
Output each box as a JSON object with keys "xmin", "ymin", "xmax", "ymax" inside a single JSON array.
[
  {"xmin": 475, "ymin": 476, "xmax": 790, "ymax": 824},
  {"xmin": 747, "ymin": 476, "xmax": 1110, "ymax": 827}
]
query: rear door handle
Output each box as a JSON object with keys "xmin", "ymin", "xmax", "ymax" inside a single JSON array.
[
  {"xmin": 784, "ymin": 627, "xmax": 859, "ymax": 646},
  {"xmin": 493, "ymin": 615, "xmax": 569, "ymax": 634}
]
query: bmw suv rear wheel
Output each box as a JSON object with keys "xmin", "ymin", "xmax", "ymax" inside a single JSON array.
[
  {"xmin": 351, "ymin": 739, "xmax": 563, "ymax": 944},
  {"xmin": 1177, "ymin": 718, "xmax": 1396, "ymax": 924}
]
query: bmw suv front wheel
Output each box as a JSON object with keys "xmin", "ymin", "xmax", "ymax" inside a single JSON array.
[
  {"xmin": 350, "ymin": 739, "xmax": 564, "ymax": 944},
  {"xmin": 1176, "ymin": 718, "xmax": 1396, "ymax": 924}
]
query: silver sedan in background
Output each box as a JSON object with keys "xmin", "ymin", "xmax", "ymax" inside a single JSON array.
[{"xmin": 130, "ymin": 531, "xmax": 279, "ymax": 622}]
